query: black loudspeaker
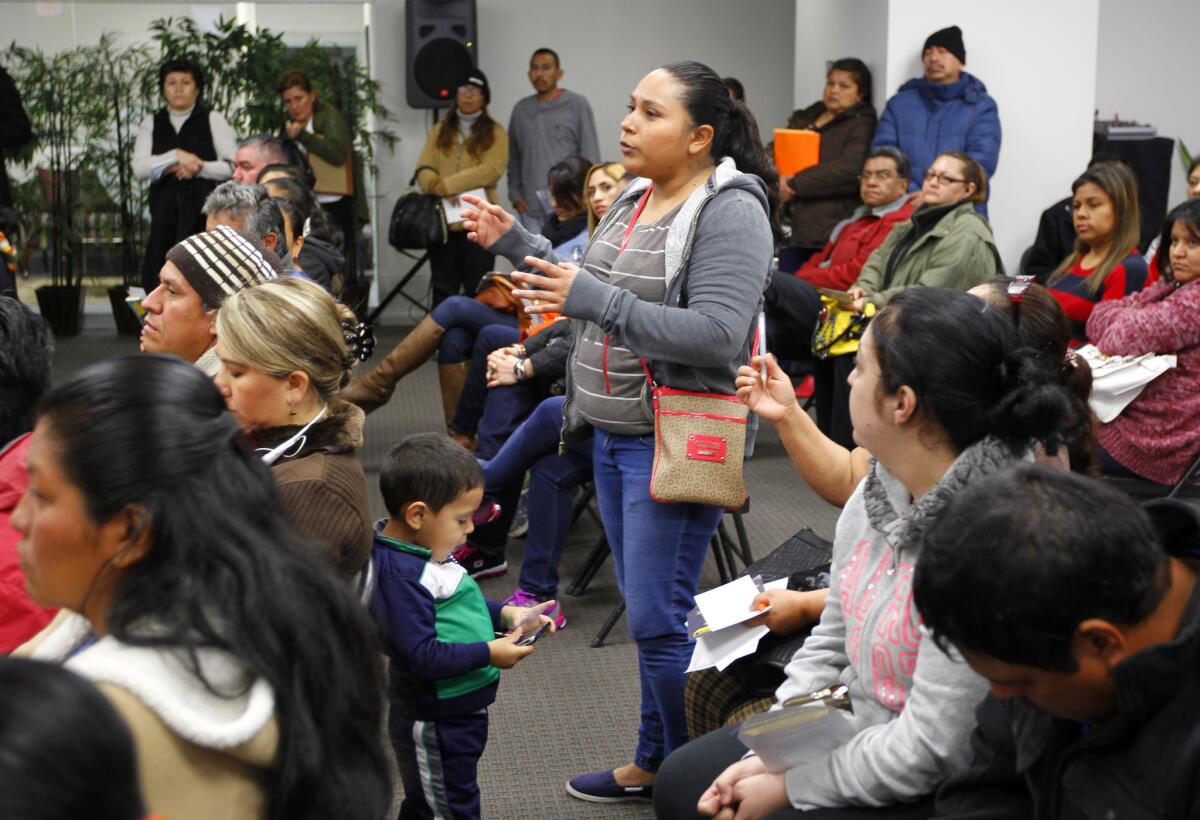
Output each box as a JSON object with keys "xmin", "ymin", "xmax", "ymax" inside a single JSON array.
[{"xmin": 406, "ymin": 0, "xmax": 478, "ymax": 109}]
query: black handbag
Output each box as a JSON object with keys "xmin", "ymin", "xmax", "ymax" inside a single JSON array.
[{"xmin": 388, "ymin": 165, "xmax": 447, "ymax": 250}]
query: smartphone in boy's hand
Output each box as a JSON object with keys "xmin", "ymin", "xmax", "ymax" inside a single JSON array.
[{"xmin": 515, "ymin": 621, "xmax": 551, "ymax": 646}]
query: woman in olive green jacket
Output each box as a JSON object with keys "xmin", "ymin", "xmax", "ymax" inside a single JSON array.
[
  {"xmin": 414, "ymin": 69, "xmax": 509, "ymax": 305},
  {"xmin": 849, "ymin": 150, "xmax": 1004, "ymax": 310}
]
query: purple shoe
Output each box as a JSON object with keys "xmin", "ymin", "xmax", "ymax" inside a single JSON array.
[
  {"xmin": 502, "ymin": 588, "xmax": 566, "ymax": 631},
  {"xmin": 565, "ymin": 769, "xmax": 653, "ymax": 803}
]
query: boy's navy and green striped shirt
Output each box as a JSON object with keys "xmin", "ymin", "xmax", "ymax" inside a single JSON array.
[{"xmin": 370, "ymin": 527, "xmax": 503, "ymax": 719}]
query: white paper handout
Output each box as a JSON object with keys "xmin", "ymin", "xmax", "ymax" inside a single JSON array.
[
  {"xmin": 1077, "ymin": 344, "xmax": 1177, "ymax": 423},
  {"xmin": 442, "ymin": 188, "xmax": 487, "ymax": 224},
  {"xmin": 686, "ymin": 577, "xmax": 790, "ymax": 673}
]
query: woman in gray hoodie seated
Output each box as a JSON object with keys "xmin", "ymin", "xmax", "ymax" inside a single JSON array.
[{"xmin": 654, "ymin": 288, "xmax": 1082, "ymax": 819}]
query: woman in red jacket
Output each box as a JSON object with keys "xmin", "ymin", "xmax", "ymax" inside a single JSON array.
[
  {"xmin": 1087, "ymin": 199, "xmax": 1200, "ymax": 484},
  {"xmin": 1047, "ymin": 161, "xmax": 1154, "ymax": 346}
]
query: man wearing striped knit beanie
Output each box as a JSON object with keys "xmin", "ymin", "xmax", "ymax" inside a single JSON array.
[{"xmin": 140, "ymin": 224, "xmax": 283, "ymax": 376}]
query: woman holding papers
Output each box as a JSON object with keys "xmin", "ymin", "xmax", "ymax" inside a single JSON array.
[
  {"xmin": 1087, "ymin": 199, "xmax": 1200, "ymax": 484},
  {"xmin": 414, "ymin": 69, "xmax": 509, "ymax": 307},
  {"xmin": 654, "ymin": 288, "xmax": 1081, "ymax": 819}
]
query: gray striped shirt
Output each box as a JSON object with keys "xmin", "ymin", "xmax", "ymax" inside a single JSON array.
[{"xmin": 573, "ymin": 202, "xmax": 683, "ymax": 434}]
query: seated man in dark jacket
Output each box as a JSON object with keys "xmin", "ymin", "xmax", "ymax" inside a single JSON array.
[
  {"xmin": 764, "ymin": 146, "xmax": 914, "ymax": 364},
  {"xmin": 914, "ymin": 464, "xmax": 1200, "ymax": 820}
]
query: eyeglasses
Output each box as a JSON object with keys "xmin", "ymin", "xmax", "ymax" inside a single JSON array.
[
  {"xmin": 923, "ymin": 170, "xmax": 968, "ymax": 185},
  {"xmin": 1008, "ymin": 275, "xmax": 1035, "ymax": 326},
  {"xmin": 857, "ymin": 170, "xmax": 897, "ymax": 181},
  {"xmin": 457, "ymin": 85, "xmax": 484, "ymax": 97}
]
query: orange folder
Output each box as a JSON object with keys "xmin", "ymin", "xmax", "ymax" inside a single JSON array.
[{"xmin": 774, "ymin": 129, "xmax": 821, "ymax": 177}]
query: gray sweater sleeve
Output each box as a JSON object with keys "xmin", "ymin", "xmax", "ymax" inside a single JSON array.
[
  {"xmin": 561, "ymin": 188, "xmax": 771, "ymax": 369},
  {"xmin": 784, "ymin": 633, "xmax": 989, "ymax": 809}
]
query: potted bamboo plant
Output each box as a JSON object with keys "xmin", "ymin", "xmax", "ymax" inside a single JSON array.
[{"xmin": 5, "ymin": 43, "xmax": 102, "ymax": 336}]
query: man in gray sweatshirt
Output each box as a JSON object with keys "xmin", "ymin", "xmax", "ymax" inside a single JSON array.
[{"xmin": 507, "ymin": 48, "xmax": 600, "ymax": 232}]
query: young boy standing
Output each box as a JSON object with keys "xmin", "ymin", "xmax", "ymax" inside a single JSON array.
[{"xmin": 372, "ymin": 433, "xmax": 555, "ymax": 819}]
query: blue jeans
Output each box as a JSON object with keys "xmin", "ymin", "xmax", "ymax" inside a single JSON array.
[
  {"xmin": 450, "ymin": 323, "xmax": 539, "ymax": 460},
  {"xmin": 479, "ymin": 397, "xmax": 593, "ymax": 600},
  {"xmin": 429, "ymin": 296, "xmax": 516, "ymax": 364},
  {"xmin": 592, "ymin": 428, "xmax": 723, "ymax": 772}
]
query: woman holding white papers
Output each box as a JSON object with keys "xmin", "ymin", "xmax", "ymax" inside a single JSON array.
[
  {"xmin": 414, "ymin": 69, "xmax": 509, "ymax": 307},
  {"xmin": 654, "ymin": 288, "xmax": 1082, "ymax": 819},
  {"xmin": 1087, "ymin": 198, "xmax": 1200, "ymax": 485}
]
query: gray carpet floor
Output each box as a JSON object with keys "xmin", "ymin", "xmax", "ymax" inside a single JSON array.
[{"xmin": 51, "ymin": 317, "xmax": 843, "ymax": 820}]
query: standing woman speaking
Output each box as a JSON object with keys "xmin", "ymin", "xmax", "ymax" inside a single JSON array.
[
  {"xmin": 133, "ymin": 59, "xmax": 236, "ymax": 292},
  {"xmin": 462, "ymin": 60, "xmax": 777, "ymax": 803}
]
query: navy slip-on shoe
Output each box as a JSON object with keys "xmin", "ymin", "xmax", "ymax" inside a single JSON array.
[{"xmin": 565, "ymin": 769, "xmax": 654, "ymax": 803}]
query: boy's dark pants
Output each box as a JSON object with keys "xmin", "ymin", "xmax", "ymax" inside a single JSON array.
[{"xmin": 393, "ymin": 705, "xmax": 490, "ymax": 820}]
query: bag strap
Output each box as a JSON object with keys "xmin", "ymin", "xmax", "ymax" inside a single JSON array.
[
  {"xmin": 408, "ymin": 165, "xmax": 438, "ymax": 187},
  {"xmin": 620, "ymin": 186, "xmax": 653, "ymax": 253}
]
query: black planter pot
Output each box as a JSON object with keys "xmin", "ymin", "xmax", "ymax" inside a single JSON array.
[
  {"xmin": 107, "ymin": 285, "xmax": 142, "ymax": 336},
  {"xmin": 34, "ymin": 284, "xmax": 85, "ymax": 338}
]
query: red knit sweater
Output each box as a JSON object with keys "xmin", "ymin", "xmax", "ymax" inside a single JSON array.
[{"xmin": 1086, "ymin": 279, "xmax": 1200, "ymax": 484}]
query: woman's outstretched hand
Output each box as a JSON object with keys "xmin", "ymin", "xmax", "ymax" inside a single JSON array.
[
  {"xmin": 461, "ymin": 194, "xmax": 514, "ymax": 249},
  {"xmin": 735, "ymin": 354, "xmax": 798, "ymax": 423},
  {"xmin": 511, "ymin": 256, "xmax": 579, "ymax": 314}
]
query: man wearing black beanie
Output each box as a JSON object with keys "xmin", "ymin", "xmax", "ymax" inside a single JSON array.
[{"xmin": 871, "ymin": 24, "xmax": 1001, "ymax": 216}]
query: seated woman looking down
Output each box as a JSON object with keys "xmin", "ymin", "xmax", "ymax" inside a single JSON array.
[
  {"xmin": 340, "ymin": 156, "xmax": 591, "ymax": 426},
  {"xmin": 1047, "ymin": 160, "xmax": 1154, "ymax": 346},
  {"xmin": 214, "ymin": 277, "xmax": 373, "ymax": 580},
  {"xmin": 14, "ymin": 355, "xmax": 390, "ymax": 820},
  {"xmin": 1088, "ymin": 199, "xmax": 1200, "ymax": 484},
  {"xmin": 654, "ymin": 288, "xmax": 1081, "ymax": 820}
]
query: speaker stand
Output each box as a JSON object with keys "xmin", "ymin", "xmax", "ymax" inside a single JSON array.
[{"xmin": 368, "ymin": 249, "xmax": 430, "ymax": 325}]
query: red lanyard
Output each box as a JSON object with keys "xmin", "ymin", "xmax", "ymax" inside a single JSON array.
[{"xmin": 620, "ymin": 186, "xmax": 653, "ymax": 253}]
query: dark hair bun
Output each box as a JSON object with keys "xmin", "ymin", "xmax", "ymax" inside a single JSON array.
[{"xmin": 987, "ymin": 350, "xmax": 1077, "ymax": 453}]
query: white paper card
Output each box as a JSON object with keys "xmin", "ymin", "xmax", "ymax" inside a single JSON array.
[
  {"xmin": 695, "ymin": 576, "xmax": 762, "ymax": 632},
  {"xmin": 442, "ymin": 188, "xmax": 486, "ymax": 224}
]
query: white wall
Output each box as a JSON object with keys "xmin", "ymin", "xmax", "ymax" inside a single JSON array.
[
  {"xmin": 792, "ymin": 0, "xmax": 887, "ymax": 112},
  {"xmin": 369, "ymin": 0, "xmax": 796, "ymax": 321},
  {"xmin": 1096, "ymin": 0, "xmax": 1199, "ymax": 207},
  {"xmin": 0, "ymin": 3, "xmax": 237, "ymax": 50},
  {"xmin": 882, "ymin": 0, "xmax": 1099, "ymax": 271}
]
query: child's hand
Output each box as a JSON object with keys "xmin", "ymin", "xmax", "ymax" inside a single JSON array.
[
  {"xmin": 488, "ymin": 631, "xmax": 535, "ymax": 669},
  {"xmin": 500, "ymin": 600, "xmax": 559, "ymax": 638}
]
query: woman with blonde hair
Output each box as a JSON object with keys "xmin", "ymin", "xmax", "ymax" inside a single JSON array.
[
  {"xmin": 214, "ymin": 277, "xmax": 373, "ymax": 579},
  {"xmin": 585, "ymin": 161, "xmax": 632, "ymax": 234},
  {"xmin": 1047, "ymin": 160, "xmax": 1155, "ymax": 345}
]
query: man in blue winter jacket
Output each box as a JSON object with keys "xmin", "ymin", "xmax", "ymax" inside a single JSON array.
[{"xmin": 872, "ymin": 25, "xmax": 1001, "ymax": 216}]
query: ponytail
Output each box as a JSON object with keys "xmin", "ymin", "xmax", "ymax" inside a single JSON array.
[
  {"xmin": 661, "ymin": 60, "xmax": 781, "ymax": 243},
  {"xmin": 871, "ymin": 288, "xmax": 1081, "ymax": 456}
]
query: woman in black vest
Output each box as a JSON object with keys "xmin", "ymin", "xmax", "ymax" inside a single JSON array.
[{"xmin": 133, "ymin": 59, "xmax": 236, "ymax": 291}]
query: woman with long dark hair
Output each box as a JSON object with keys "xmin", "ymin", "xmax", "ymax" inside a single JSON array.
[
  {"xmin": 656, "ymin": 288, "xmax": 1080, "ymax": 819},
  {"xmin": 1047, "ymin": 161, "xmax": 1154, "ymax": 345},
  {"xmin": 13, "ymin": 355, "xmax": 390, "ymax": 820},
  {"xmin": 462, "ymin": 59, "xmax": 777, "ymax": 803}
]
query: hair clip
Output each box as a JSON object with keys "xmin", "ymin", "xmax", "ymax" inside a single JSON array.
[
  {"xmin": 342, "ymin": 320, "xmax": 376, "ymax": 362},
  {"xmin": 1007, "ymin": 275, "xmax": 1035, "ymax": 304},
  {"xmin": 1063, "ymin": 347, "xmax": 1080, "ymax": 370}
]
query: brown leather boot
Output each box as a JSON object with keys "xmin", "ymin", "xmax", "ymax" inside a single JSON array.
[
  {"xmin": 438, "ymin": 361, "xmax": 470, "ymax": 430},
  {"xmin": 340, "ymin": 315, "xmax": 444, "ymax": 414}
]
